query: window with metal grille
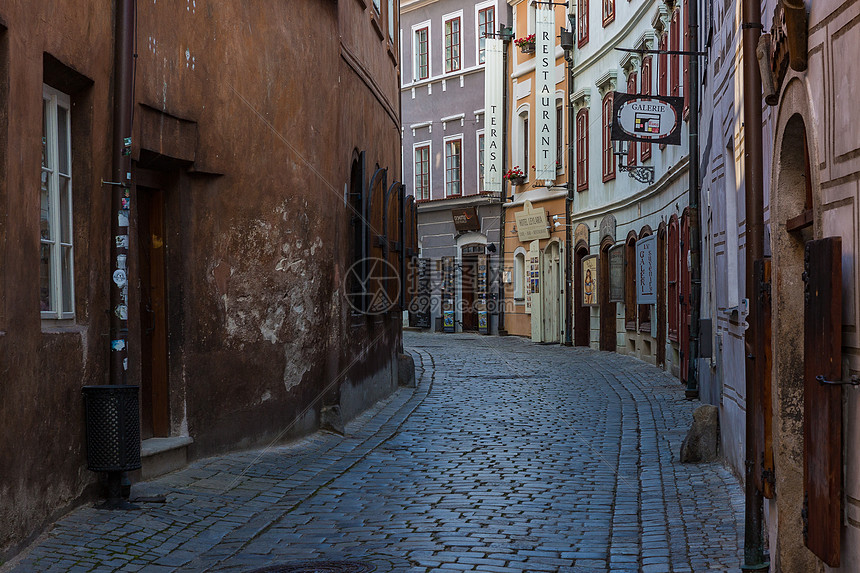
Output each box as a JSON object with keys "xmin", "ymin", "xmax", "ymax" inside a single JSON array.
[
  {"xmin": 445, "ymin": 138, "xmax": 462, "ymax": 196},
  {"xmin": 40, "ymin": 84, "xmax": 75, "ymax": 318},
  {"xmin": 478, "ymin": 7, "xmax": 495, "ymax": 64},
  {"xmin": 414, "ymin": 144, "xmax": 430, "ymax": 200},
  {"xmin": 445, "ymin": 17, "xmax": 461, "ymax": 73}
]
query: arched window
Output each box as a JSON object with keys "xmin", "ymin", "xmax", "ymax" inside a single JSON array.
[
  {"xmin": 514, "ymin": 250, "xmax": 526, "ymax": 299},
  {"xmin": 602, "ymin": 92, "xmax": 615, "ymax": 182},
  {"xmin": 625, "ymin": 232, "xmax": 637, "ymax": 330},
  {"xmin": 576, "ymin": 108, "xmax": 589, "ymax": 191}
]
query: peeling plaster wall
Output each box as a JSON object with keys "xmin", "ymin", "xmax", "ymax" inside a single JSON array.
[{"xmin": 0, "ymin": 0, "xmax": 403, "ymax": 559}]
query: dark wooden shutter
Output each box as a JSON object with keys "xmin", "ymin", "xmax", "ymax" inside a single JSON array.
[
  {"xmin": 803, "ymin": 237, "xmax": 843, "ymax": 567},
  {"xmin": 754, "ymin": 258, "xmax": 774, "ymax": 499}
]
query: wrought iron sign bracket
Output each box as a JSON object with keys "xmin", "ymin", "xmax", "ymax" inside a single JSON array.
[
  {"xmin": 815, "ymin": 375, "xmax": 860, "ymax": 387},
  {"xmin": 618, "ymin": 163, "xmax": 655, "ymax": 184}
]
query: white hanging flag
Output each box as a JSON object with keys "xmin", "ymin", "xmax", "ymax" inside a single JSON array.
[
  {"xmin": 535, "ymin": 6, "xmax": 557, "ymax": 183},
  {"xmin": 483, "ymin": 38, "xmax": 504, "ymax": 194}
]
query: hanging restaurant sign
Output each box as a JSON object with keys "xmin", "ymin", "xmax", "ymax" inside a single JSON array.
[
  {"xmin": 610, "ymin": 92, "xmax": 684, "ymax": 146},
  {"xmin": 483, "ymin": 38, "xmax": 505, "ymax": 194},
  {"xmin": 534, "ymin": 6, "xmax": 557, "ymax": 183}
]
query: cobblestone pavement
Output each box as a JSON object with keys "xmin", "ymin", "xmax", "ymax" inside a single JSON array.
[{"xmin": 4, "ymin": 332, "xmax": 744, "ymax": 573}]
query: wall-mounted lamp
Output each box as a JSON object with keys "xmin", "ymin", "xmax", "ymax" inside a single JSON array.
[{"xmin": 612, "ymin": 137, "xmax": 655, "ymax": 184}]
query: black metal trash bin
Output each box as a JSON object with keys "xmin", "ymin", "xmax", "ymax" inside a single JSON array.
[{"xmin": 82, "ymin": 385, "xmax": 141, "ymax": 472}]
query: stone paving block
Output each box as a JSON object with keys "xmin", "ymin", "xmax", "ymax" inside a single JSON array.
[{"xmin": 6, "ymin": 333, "xmax": 744, "ymax": 573}]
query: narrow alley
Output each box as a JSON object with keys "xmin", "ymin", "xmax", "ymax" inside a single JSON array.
[{"xmin": 4, "ymin": 332, "xmax": 743, "ymax": 573}]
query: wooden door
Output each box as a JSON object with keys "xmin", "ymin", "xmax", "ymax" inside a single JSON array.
[
  {"xmin": 680, "ymin": 213, "xmax": 691, "ymax": 383},
  {"xmin": 656, "ymin": 228, "xmax": 667, "ymax": 366},
  {"xmin": 542, "ymin": 243, "xmax": 560, "ymax": 343},
  {"xmin": 803, "ymin": 237, "xmax": 842, "ymax": 567},
  {"xmin": 574, "ymin": 247, "xmax": 590, "ymax": 346},
  {"xmin": 754, "ymin": 259, "xmax": 775, "ymax": 499},
  {"xmin": 137, "ymin": 187, "xmax": 169, "ymax": 438},
  {"xmin": 461, "ymin": 255, "xmax": 477, "ymax": 331},
  {"xmin": 599, "ymin": 244, "xmax": 616, "ymax": 351}
]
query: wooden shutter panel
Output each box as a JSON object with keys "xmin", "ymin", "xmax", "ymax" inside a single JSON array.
[
  {"xmin": 803, "ymin": 237, "xmax": 843, "ymax": 567},
  {"xmin": 753, "ymin": 258, "xmax": 774, "ymax": 499}
]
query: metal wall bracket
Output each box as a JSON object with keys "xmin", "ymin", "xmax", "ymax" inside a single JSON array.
[
  {"xmin": 618, "ymin": 164, "xmax": 655, "ymax": 184},
  {"xmin": 815, "ymin": 375, "xmax": 860, "ymax": 386}
]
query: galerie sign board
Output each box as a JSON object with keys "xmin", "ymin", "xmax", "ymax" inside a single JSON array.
[
  {"xmin": 636, "ymin": 234, "xmax": 657, "ymax": 305},
  {"xmin": 611, "ymin": 92, "xmax": 684, "ymax": 146},
  {"xmin": 515, "ymin": 201, "xmax": 550, "ymax": 242},
  {"xmin": 608, "ymin": 244, "xmax": 625, "ymax": 302}
]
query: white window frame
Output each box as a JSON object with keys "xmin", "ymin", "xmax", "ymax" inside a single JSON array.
[
  {"xmin": 413, "ymin": 140, "xmax": 432, "ymax": 201},
  {"xmin": 515, "ymin": 104, "xmax": 530, "ymax": 182},
  {"xmin": 441, "ymin": 9, "xmax": 464, "ymax": 75},
  {"xmin": 411, "ymin": 20, "xmax": 432, "ymax": 82},
  {"xmin": 475, "ymin": 0, "xmax": 497, "ymax": 66},
  {"xmin": 443, "ymin": 133, "xmax": 463, "ymax": 197},
  {"xmin": 41, "ymin": 84, "xmax": 75, "ymax": 320},
  {"xmin": 513, "ymin": 247, "xmax": 527, "ymax": 300},
  {"xmin": 555, "ymin": 92, "xmax": 566, "ymax": 176},
  {"xmin": 476, "ymin": 129, "xmax": 485, "ymax": 193},
  {"xmin": 723, "ymin": 141, "xmax": 740, "ymax": 309}
]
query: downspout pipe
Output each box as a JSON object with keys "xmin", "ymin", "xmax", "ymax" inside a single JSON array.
[
  {"xmin": 110, "ymin": 0, "xmax": 134, "ymax": 386},
  {"xmin": 685, "ymin": 0, "xmax": 701, "ymax": 400},
  {"xmin": 741, "ymin": 0, "xmax": 769, "ymax": 567},
  {"xmin": 562, "ymin": 23, "xmax": 575, "ymax": 347}
]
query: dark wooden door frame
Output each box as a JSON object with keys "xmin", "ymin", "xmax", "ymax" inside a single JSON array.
[
  {"xmin": 599, "ymin": 239, "xmax": 616, "ymax": 351},
  {"xmin": 574, "ymin": 245, "xmax": 590, "ymax": 346},
  {"xmin": 136, "ymin": 183, "xmax": 170, "ymax": 438}
]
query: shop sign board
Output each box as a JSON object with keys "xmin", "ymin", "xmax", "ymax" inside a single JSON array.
[
  {"xmin": 608, "ymin": 244, "xmax": 625, "ymax": 302},
  {"xmin": 483, "ymin": 39, "xmax": 505, "ymax": 193},
  {"xmin": 534, "ymin": 6, "xmax": 557, "ymax": 182},
  {"xmin": 515, "ymin": 201, "xmax": 550, "ymax": 242},
  {"xmin": 452, "ymin": 207, "xmax": 481, "ymax": 232},
  {"xmin": 636, "ymin": 234, "xmax": 657, "ymax": 304},
  {"xmin": 611, "ymin": 92, "xmax": 684, "ymax": 145},
  {"xmin": 582, "ymin": 254, "xmax": 599, "ymax": 307}
]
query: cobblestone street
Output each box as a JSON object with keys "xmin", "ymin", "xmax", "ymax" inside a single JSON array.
[{"xmin": 4, "ymin": 332, "xmax": 744, "ymax": 573}]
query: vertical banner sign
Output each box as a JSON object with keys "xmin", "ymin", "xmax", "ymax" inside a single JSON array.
[
  {"xmin": 535, "ymin": 6, "xmax": 557, "ymax": 183},
  {"xmin": 483, "ymin": 39, "xmax": 504, "ymax": 193},
  {"xmin": 636, "ymin": 234, "xmax": 657, "ymax": 304}
]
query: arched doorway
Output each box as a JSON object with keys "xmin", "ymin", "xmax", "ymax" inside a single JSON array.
[
  {"xmin": 599, "ymin": 237, "xmax": 616, "ymax": 351},
  {"xmin": 574, "ymin": 239, "xmax": 591, "ymax": 347},
  {"xmin": 771, "ymin": 110, "xmax": 820, "ymax": 571},
  {"xmin": 542, "ymin": 240, "xmax": 561, "ymax": 343}
]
